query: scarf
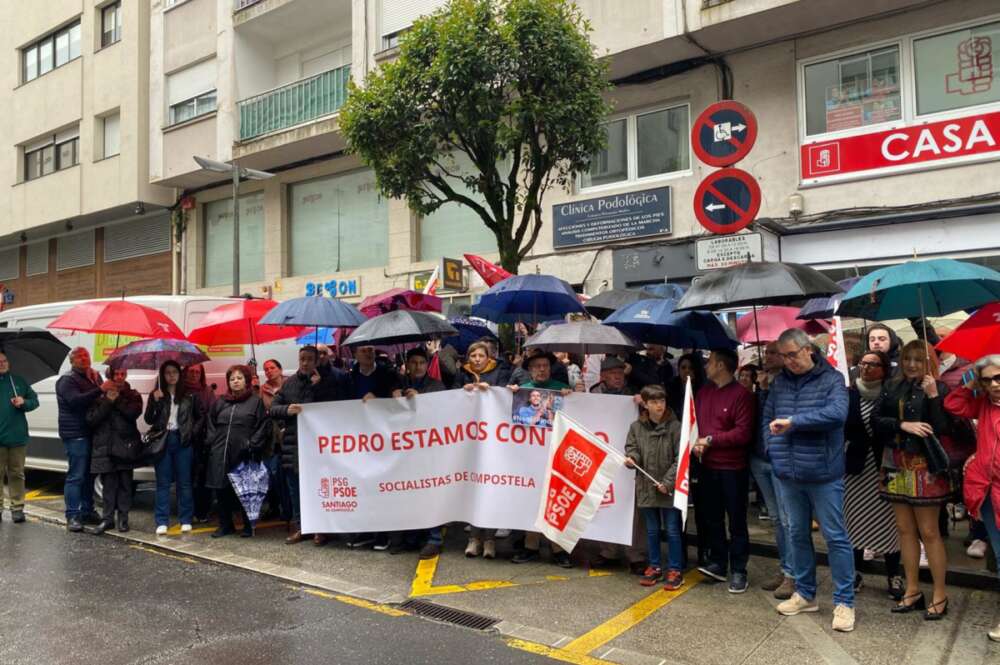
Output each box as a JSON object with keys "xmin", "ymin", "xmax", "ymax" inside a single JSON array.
[
  {"xmin": 224, "ymin": 388, "xmax": 253, "ymax": 403},
  {"xmin": 855, "ymin": 377, "xmax": 882, "ymax": 401},
  {"xmin": 462, "ymin": 358, "xmax": 497, "ymax": 384}
]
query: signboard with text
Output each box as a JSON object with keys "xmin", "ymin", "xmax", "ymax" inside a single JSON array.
[
  {"xmin": 552, "ymin": 187, "xmax": 671, "ymax": 249},
  {"xmin": 441, "ymin": 257, "xmax": 464, "ymax": 291},
  {"xmin": 304, "ymin": 277, "xmax": 361, "ymax": 298},
  {"xmin": 697, "ymin": 233, "xmax": 763, "ymax": 270}
]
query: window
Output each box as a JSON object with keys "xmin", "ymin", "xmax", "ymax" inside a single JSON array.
[
  {"xmin": 101, "ymin": 2, "xmax": 122, "ymax": 48},
  {"xmin": 26, "ymin": 242, "xmax": 49, "ymax": 276},
  {"xmin": 57, "ymin": 231, "xmax": 95, "ymax": 271},
  {"xmin": 0, "ymin": 248, "xmax": 18, "ymax": 281},
  {"xmin": 102, "ymin": 112, "xmax": 120, "ymax": 158},
  {"xmin": 804, "ymin": 46, "xmax": 902, "ymax": 136},
  {"xmin": 581, "ymin": 105, "xmax": 690, "ymax": 189},
  {"xmin": 22, "ymin": 21, "xmax": 81, "ymax": 83},
  {"xmin": 289, "ymin": 170, "xmax": 389, "ymax": 276},
  {"xmin": 914, "ymin": 20, "xmax": 1000, "ymax": 116},
  {"xmin": 419, "ymin": 154, "xmax": 497, "ymax": 261},
  {"xmin": 166, "ymin": 59, "xmax": 217, "ymax": 126},
  {"xmin": 203, "ymin": 192, "xmax": 265, "ymax": 287},
  {"xmin": 380, "ymin": 0, "xmax": 447, "ymax": 47},
  {"xmin": 24, "ymin": 129, "xmax": 79, "ymax": 182}
]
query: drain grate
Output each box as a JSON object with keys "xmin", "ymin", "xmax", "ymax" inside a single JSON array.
[{"xmin": 399, "ymin": 599, "xmax": 500, "ymax": 630}]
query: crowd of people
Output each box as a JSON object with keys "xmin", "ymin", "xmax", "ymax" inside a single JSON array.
[{"xmin": 1, "ymin": 318, "xmax": 999, "ymax": 640}]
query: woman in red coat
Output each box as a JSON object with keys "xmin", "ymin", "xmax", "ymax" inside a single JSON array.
[{"xmin": 944, "ymin": 354, "xmax": 1000, "ymax": 642}]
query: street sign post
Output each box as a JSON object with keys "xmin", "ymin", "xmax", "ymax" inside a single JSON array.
[
  {"xmin": 693, "ymin": 168, "xmax": 761, "ymax": 235},
  {"xmin": 691, "ymin": 101, "xmax": 758, "ymax": 167}
]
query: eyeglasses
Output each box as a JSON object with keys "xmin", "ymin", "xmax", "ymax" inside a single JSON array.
[
  {"xmin": 858, "ymin": 361, "xmax": 885, "ymax": 369},
  {"xmin": 778, "ymin": 347, "xmax": 806, "ymax": 361},
  {"xmin": 980, "ymin": 374, "xmax": 1000, "ymax": 385}
]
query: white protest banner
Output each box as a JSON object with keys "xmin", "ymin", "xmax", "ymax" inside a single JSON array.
[
  {"xmin": 535, "ymin": 412, "xmax": 622, "ymax": 552},
  {"xmin": 825, "ymin": 316, "xmax": 850, "ymax": 386},
  {"xmin": 297, "ymin": 388, "xmax": 637, "ymax": 544},
  {"xmin": 673, "ymin": 377, "xmax": 698, "ymax": 527}
]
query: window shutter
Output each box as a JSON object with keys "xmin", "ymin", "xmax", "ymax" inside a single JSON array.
[
  {"xmin": 167, "ymin": 59, "xmax": 217, "ymax": 105},
  {"xmin": 381, "ymin": 0, "xmax": 448, "ymax": 36},
  {"xmin": 26, "ymin": 242, "xmax": 48, "ymax": 276},
  {"xmin": 0, "ymin": 247, "xmax": 19, "ymax": 280},
  {"xmin": 57, "ymin": 230, "xmax": 95, "ymax": 270},
  {"xmin": 104, "ymin": 216, "xmax": 171, "ymax": 263}
]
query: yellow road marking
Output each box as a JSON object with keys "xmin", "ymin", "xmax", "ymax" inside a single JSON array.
[
  {"xmin": 301, "ymin": 588, "xmax": 408, "ymax": 617},
  {"xmin": 164, "ymin": 525, "xmax": 217, "ymax": 536},
  {"xmin": 129, "ymin": 544, "xmax": 198, "ymax": 564},
  {"xmin": 587, "ymin": 569, "xmax": 613, "ymax": 578},
  {"xmin": 24, "ymin": 494, "xmax": 63, "ymax": 501},
  {"xmin": 506, "ymin": 638, "xmax": 616, "ymax": 665},
  {"xmin": 562, "ymin": 571, "xmax": 703, "ymax": 655}
]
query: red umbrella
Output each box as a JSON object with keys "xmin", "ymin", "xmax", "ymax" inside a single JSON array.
[
  {"xmin": 187, "ymin": 300, "xmax": 304, "ymax": 348},
  {"xmin": 936, "ymin": 302, "xmax": 1000, "ymax": 361},
  {"xmin": 48, "ymin": 300, "xmax": 186, "ymax": 339},
  {"xmin": 735, "ymin": 306, "xmax": 830, "ymax": 344},
  {"xmin": 359, "ymin": 288, "xmax": 442, "ymax": 318}
]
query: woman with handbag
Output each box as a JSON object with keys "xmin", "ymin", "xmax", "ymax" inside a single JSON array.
[
  {"xmin": 945, "ymin": 354, "xmax": 1000, "ymax": 641},
  {"xmin": 875, "ymin": 340, "xmax": 952, "ymax": 620},
  {"xmin": 145, "ymin": 360, "xmax": 201, "ymax": 536},
  {"xmin": 86, "ymin": 367, "xmax": 143, "ymax": 534},
  {"xmin": 206, "ymin": 365, "xmax": 269, "ymax": 538}
]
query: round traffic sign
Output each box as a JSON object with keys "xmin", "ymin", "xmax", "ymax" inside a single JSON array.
[
  {"xmin": 691, "ymin": 101, "xmax": 758, "ymax": 167},
  {"xmin": 693, "ymin": 168, "xmax": 761, "ymax": 235}
]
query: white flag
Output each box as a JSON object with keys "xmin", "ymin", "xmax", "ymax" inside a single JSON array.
[
  {"xmin": 423, "ymin": 266, "xmax": 440, "ymax": 295},
  {"xmin": 825, "ymin": 316, "xmax": 850, "ymax": 386},
  {"xmin": 673, "ymin": 377, "xmax": 698, "ymax": 527},
  {"xmin": 535, "ymin": 411, "xmax": 621, "ymax": 553}
]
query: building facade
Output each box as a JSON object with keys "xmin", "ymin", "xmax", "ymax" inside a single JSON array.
[
  {"xmin": 0, "ymin": 1, "xmax": 176, "ymax": 309},
  {"xmin": 155, "ymin": 0, "xmax": 1000, "ymax": 308}
]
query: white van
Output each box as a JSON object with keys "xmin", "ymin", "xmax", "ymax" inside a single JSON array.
[{"xmin": 0, "ymin": 295, "xmax": 302, "ymax": 481}]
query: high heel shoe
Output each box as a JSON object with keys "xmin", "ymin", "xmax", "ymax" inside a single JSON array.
[
  {"xmin": 891, "ymin": 592, "xmax": 925, "ymax": 613},
  {"xmin": 924, "ymin": 597, "xmax": 949, "ymax": 621}
]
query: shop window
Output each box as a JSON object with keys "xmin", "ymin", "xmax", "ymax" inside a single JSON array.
[
  {"xmin": 418, "ymin": 154, "xmax": 498, "ymax": 261},
  {"xmin": 804, "ymin": 46, "xmax": 902, "ymax": 136},
  {"xmin": 914, "ymin": 20, "xmax": 1000, "ymax": 116},
  {"xmin": 57, "ymin": 231, "xmax": 95, "ymax": 271},
  {"xmin": 289, "ymin": 169, "xmax": 389, "ymax": 277},
  {"xmin": 101, "ymin": 2, "xmax": 122, "ymax": 48},
  {"xmin": 22, "ymin": 21, "xmax": 80, "ymax": 83},
  {"xmin": 202, "ymin": 192, "xmax": 265, "ymax": 288},
  {"xmin": 581, "ymin": 105, "xmax": 690, "ymax": 190},
  {"xmin": 25, "ymin": 242, "xmax": 49, "ymax": 276}
]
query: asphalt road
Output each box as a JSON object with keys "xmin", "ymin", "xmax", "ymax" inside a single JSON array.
[{"xmin": 0, "ymin": 519, "xmax": 550, "ymax": 665}]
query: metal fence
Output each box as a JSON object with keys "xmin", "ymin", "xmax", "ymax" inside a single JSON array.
[
  {"xmin": 234, "ymin": 0, "xmax": 264, "ymax": 11},
  {"xmin": 237, "ymin": 65, "xmax": 351, "ymax": 141}
]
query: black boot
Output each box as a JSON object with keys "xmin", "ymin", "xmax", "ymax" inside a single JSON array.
[
  {"xmin": 116, "ymin": 513, "xmax": 130, "ymax": 533},
  {"xmin": 241, "ymin": 521, "xmax": 254, "ymax": 538},
  {"xmin": 212, "ymin": 516, "xmax": 236, "ymax": 538},
  {"xmin": 87, "ymin": 518, "xmax": 114, "ymax": 535}
]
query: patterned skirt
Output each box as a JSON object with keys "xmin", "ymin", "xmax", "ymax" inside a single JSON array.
[
  {"xmin": 845, "ymin": 450, "xmax": 900, "ymax": 554},
  {"xmin": 879, "ymin": 447, "xmax": 954, "ymax": 506}
]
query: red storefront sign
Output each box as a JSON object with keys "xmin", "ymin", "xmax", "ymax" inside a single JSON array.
[{"xmin": 800, "ymin": 109, "xmax": 1000, "ymax": 181}]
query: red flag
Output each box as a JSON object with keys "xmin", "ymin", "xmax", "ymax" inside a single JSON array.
[
  {"xmin": 674, "ymin": 377, "xmax": 698, "ymax": 527},
  {"xmin": 463, "ymin": 254, "xmax": 512, "ymax": 287}
]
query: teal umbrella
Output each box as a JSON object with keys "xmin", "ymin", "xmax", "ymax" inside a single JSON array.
[{"xmin": 838, "ymin": 259, "xmax": 1000, "ymax": 321}]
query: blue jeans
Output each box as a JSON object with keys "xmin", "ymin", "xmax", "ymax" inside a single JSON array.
[
  {"xmin": 63, "ymin": 437, "xmax": 94, "ymax": 519},
  {"xmin": 154, "ymin": 431, "xmax": 193, "ymax": 527},
  {"xmin": 980, "ymin": 496, "xmax": 1000, "ymax": 574},
  {"xmin": 427, "ymin": 526, "xmax": 443, "ymax": 546},
  {"xmin": 775, "ymin": 476, "xmax": 855, "ymax": 607},
  {"xmin": 640, "ymin": 507, "xmax": 684, "ymax": 572},
  {"xmin": 284, "ymin": 469, "xmax": 300, "ymax": 523},
  {"xmin": 750, "ymin": 456, "xmax": 792, "ymax": 577}
]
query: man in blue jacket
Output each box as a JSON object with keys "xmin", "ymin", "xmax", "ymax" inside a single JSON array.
[
  {"xmin": 762, "ymin": 329, "xmax": 855, "ymax": 633},
  {"xmin": 55, "ymin": 347, "xmax": 106, "ymax": 532}
]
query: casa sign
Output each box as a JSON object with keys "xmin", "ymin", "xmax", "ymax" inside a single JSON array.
[{"xmin": 800, "ymin": 109, "xmax": 1000, "ymax": 183}]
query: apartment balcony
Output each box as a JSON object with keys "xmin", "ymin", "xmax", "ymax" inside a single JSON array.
[
  {"xmin": 238, "ymin": 65, "xmax": 349, "ymax": 141},
  {"xmin": 234, "ymin": 0, "xmax": 264, "ymax": 10}
]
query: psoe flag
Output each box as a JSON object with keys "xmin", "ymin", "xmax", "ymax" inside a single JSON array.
[
  {"xmin": 674, "ymin": 377, "xmax": 698, "ymax": 527},
  {"xmin": 825, "ymin": 316, "xmax": 850, "ymax": 386},
  {"xmin": 535, "ymin": 411, "xmax": 621, "ymax": 553}
]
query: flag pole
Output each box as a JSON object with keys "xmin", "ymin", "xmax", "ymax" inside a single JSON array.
[{"xmin": 556, "ymin": 411, "xmax": 662, "ymax": 486}]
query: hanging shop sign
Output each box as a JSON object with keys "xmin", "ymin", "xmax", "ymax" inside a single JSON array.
[
  {"xmin": 691, "ymin": 101, "xmax": 758, "ymax": 167},
  {"xmin": 441, "ymin": 257, "xmax": 464, "ymax": 291},
  {"xmin": 693, "ymin": 168, "xmax": 761, "ymax": 235},
  {"xmin": 552, "ymin": 187, "xmax": 671, "ymax": 249},
  {"xmin": 800, "ymin": 109, "xmax": 1000, "ymax": 183}
]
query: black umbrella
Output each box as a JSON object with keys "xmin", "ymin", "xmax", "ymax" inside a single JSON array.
[
  {"xmin": 525, "ymin": 321, "xmax": 641, "ymax": 355},
  {"xmin": 0, "ymin": 328, "xmax": 71, "ymax": 386},
  {"xmin": 343, "ymin": 310, "xmax": 459, "ymax": 347},
  {"xmin": 673, "ymin": 261, "xmax": 844, "ymax": 312},
  {"xmin": 584, "ymin": 288, "xmax": 665, "ymax": 320}
]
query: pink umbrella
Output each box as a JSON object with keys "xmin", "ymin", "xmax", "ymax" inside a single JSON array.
[
  {"xmin": 736, "ymin": 306, "xmax": 830, "ymax": 344},
  {"xmin": 359, "ymin": 288, "xmax": 442, "ymax": 318}
]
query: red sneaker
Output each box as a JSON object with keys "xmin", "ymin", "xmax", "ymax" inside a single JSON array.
[
  {"xmin": 663, "ymin": 570, "xmax": 684, "ymax": 591},
  {"xmin": 639, "ymin": 566, "xmax": 663, "ymax": 587}
]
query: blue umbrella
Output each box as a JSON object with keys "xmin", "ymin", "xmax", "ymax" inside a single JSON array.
[
  {"xmin": 443, "ymin": 317, "xmax": 497, "ymax": 354},
  {"xmin": 797, "ymin": 277, "xmax": 861, "ymax": 320},
  {"xmin": 837, "ymin": 259, "xmax": 1000, "ymax": 321},
  {"xmin": 105, "ymin": 338, "xmax": 210, "ymax": 371},
  {"xmin": 227, "ymin": 460, "xmax": 270, "ymax": 525},
  {"xmin": 296, "ymin": 327, "xmax": 338, "ymax": 346},
  {"xmin": 604, "ymin": 299, "xmax": 738, "ymax": 349},
  {"xmin": 259, "ymin": 295, "xmax": 367, "ymax": 328},
  {"xmin": 471, "ymin": 274, "xmax": 586, "ymax": 323},
  {"xmin": 640, "ymin": 283, "xmax": 688, "ymax": 300}
]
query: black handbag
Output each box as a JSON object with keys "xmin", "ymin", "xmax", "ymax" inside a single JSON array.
[
  {"xmin": 921, "ymin": 432, "xmax": 950, "ymax": 475},
  {"xmin": 142, "ymin": 428, "xmax": 169, "ymax": 460},
  {"xmin": 111, "ymin": 437, "xmax": 146, "ymax": 464}
]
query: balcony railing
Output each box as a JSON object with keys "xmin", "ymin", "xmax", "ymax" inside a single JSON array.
[
  {"xmin": 237, "ymin": 65, "xmax": 351, "ymax": 142},
  {"xmin": 234, "ymin": 0, "xmax": 264, "ymax": 10}
]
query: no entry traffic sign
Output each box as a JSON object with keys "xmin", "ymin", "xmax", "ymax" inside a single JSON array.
[
  {"xmin": 693, "ymin": 168, "xmax": 761, "ymax": 235},
  {"xmin": 692, "ymin": 101, "xmax": 758, "ymax": 167}
]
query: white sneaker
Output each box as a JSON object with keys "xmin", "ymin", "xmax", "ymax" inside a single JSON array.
[
  {"xmin": 180, "ymin": 524, "xmax": 192, "ymax": 534},
  {"xmin": 155, "ymin": 525, "xmax": 168, "ymax": 536},
  {"xmin": 919, "ymin": 543, "xmax": 929, "ymax": 569},
  {"xmin": 989, "ymin": 622, "xmax": 1000, "ymax": 642},
  {"xmin": 967, "ymin": 539, "xmax": 988, "ymax": 558},
  {"xmin": 832, "ymin": 604, "xmax": 855, "ymax": 632},
  {"xmin": 776, "ymin": 592, "xmax": 819, "ymax": 616},
  {"xmin": 862, "ymin": 548, "xmax": 876, "ymax": 561},
  {"xmin": 495, "ymin": 528, "xmax": 511, "ymax": 538}
]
